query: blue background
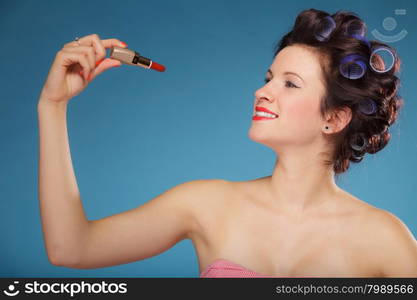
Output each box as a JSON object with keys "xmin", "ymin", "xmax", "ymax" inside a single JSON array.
[{"xmin": 0, "ymin": 0, "xmax": 416, "ymax": 277}]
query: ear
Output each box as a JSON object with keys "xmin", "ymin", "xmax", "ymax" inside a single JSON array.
[{"xmin": 325, "ymin": 106, "xmax": 352, "ymax": 134}]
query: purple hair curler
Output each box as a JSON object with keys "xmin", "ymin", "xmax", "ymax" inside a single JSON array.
[
  {"xmin": 339, "ymin": 54, "xmax": 367, "ymax": 79},
  {"xmin": 314, "ymin": 15, "xmax": 336, "ymax": 41},
  {"xmin": 344, "ymin": 19, "xmax": 367, "ymax": 37},
  {"xmin": 358, "ymin": 98, "xmax": 377, "ymax": 115}
]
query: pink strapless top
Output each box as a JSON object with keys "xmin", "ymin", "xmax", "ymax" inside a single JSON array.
[{"xmin": 200, "ymin": 259, "xmax": 315, "ymax": 278}]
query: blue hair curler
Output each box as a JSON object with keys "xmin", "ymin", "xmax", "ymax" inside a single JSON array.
[
  {"xmin": 358, "ymin": 98, "xmax": 377, "ymax": 115},
  {"xmin": 314, "ymin": 15, "xmax": 336, "ymax": 41},
  {"xmin": 351, "ymin": 152, "xmax": 365, "ymax": 161},
  {"xmin": 344, "ymin": 19, "xmax": 367, "ymax": 37},
  {"xmin": 349, "ymin": 133, "xmax": 368, "ymax": 151},
  {"xmin": 339, "ymin": 54, "xmax": 367, "ymax": 79},
  {"xmin": 369, "ymin": 46, "xmax": 396, "ymax": 73}
]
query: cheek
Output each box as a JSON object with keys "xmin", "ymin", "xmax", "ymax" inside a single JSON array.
[
  {"xmin": 285, "ymin": 98, "xmax": 322, "ymax": 133},
  {"xmin": 286, "ymin": 97, "xmax": 318, "ymax": 118}
]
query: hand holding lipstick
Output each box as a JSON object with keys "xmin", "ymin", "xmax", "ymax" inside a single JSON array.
[{"xmin": 39, "ymin": 34, "xmax": 127, "ymax": 104}]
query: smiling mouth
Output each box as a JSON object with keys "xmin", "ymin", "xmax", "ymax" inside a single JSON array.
[
  {"xmin": 253, "ymin": 111, "xmax": 278, "ymax": 118},
  {"xmin": 254, "ymin": 106, "xmax": 279, "ymax": 117},
  {"xmin": 252, "ymin": 111, "xmax": 279, "ymax": 121}
]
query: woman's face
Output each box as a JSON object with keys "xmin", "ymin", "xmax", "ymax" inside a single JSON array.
[{"xmin": 248, "ymin": 44, "xmax": 328, "ymax": 151}]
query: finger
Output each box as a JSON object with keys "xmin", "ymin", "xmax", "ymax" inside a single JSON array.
[
  {"xmin": 64, "ymin": 35, "xmax": 127, "ymax": 51},
  {"xmin": 63, "ymin": 40, "xmax": 82, "ymax": 48},
  {"xmin": 59, "ymin": 50, "xmax": 92, "ymax": 81},
  {"xmin": 78, "ymin": 33, "xmax": 107, "ymax": 62},
  {"xmin": 101, "ymin": 38, "xmax": 128, "ymax": 49},
  {"xmin": 63, "ymin": 36, "xmax": 104, "ymax": 66},
  {"xmin": 63, "ymin": 33, "xmax": 127, "ymax": 50},
  {"xmin": 90, "ymin": 34, "xmax": 107, "ymax": 61},
  {"xmin": 63, "ymin": 35, "xmax": 127, "ymax": 63},
  {"xmin": 87, "ymin": 58, "xmax": 122, "ymax": 81},
  {"xmin": 66, "ymin": 34, "xmax": 92, "ymax": 47},
  {"xmin": 62, "ymin": 34, "xmax": 93, "ymax": 48},
  {"xmin": 64, "ymin": 46, "xmax": 96, "ymax": 72}
]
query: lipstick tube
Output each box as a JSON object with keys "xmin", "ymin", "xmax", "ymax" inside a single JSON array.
[{"xmin": 109, "ymin": 46, "xmax": 165, "ymax": 72}]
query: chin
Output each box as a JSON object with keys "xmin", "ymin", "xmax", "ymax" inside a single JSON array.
[
  {"xmin": 248, "ymin": 127, "xmax": 277, "ymax": 146},
  {"xmin": 248, "ymin": 126, "xmax": 293, "ymax": 151}
]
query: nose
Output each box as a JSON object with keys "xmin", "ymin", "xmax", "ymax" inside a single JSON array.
[{"xmin": 254, "ymin": 86, "xmax": 275, "ymax": 104}]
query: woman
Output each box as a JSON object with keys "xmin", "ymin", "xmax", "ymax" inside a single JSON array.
[{"xmin": 37, "ymin": 8, "xmax": 417, "ymax": 277}]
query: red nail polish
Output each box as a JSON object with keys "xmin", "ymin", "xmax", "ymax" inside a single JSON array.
[
  {"xmin": 121, "ymin": 42, "xmax": 128, "ymax": 47},
  {"xmin": 95, "ymin": 58, "xmax": 104, "ymax": 66}
]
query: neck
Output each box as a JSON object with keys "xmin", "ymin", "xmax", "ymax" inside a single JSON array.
[{"xmin": 264, "ymin": 152, "xmax": 341, "ymax": 216}]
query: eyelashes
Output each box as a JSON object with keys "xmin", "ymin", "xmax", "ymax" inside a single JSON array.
[
  {"xmin": 285, "ymin": 80, "xmax": 299, "ymax": 88},
  {"xmin": 263, "ymin": 78, "xmax": 299, "ymax": 88}
]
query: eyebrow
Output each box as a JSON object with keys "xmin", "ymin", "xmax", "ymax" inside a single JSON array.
[{"xmin": 267, "ymin": 69, "xmax": 305, "ymax": 83}]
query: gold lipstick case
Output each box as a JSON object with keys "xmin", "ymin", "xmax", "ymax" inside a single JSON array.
[{"xmin": 109, "ymin": 46, "xmax": 152, "ymax": 69}]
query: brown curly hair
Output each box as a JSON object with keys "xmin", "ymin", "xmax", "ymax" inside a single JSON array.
[{"xmin": 274, "ymin": 8, "xmax": 404, "ymax": 175}]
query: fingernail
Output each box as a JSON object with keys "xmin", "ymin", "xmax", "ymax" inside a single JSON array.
[
  {"xmin": 87, "ymin": 73, "xmax": 93, "ymax": 81},
  {"xmin": 95, "ymin": 58, "xmax": 105, "ymax": 67},
  {"xmin": 113, "ymin": 64, "xmax": 121, "ymax": 67},
  {"xmin": 121, "ymin": 42, "xmax": 128, "ymax": 47}
]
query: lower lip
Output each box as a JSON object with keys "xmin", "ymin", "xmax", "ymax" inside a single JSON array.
[{"xmin": 252, "ymin": 115, "xmax": 278, "ymax": 121}]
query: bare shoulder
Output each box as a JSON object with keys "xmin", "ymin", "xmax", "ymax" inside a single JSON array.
[
  {"xmin": 361, "ymin": 206, "xmax": 417, "ymax": 277},
  {"xmin": 182, "ymin": 178, "xmax": 232, "ymax": 231},
  {"xmin": 318, "ymin": 191, "xmax": 417, "ymax": 277},
  {"xmin": 182, "ymin": 178, "xmax": 231, "ymax": 203},
  {"xmin": 362, "ymin": 206, "xmax": 416, "ymax": 243},
  {"xmin": 175, "ymin": 178, "xmax": 230, "ymax": 203}
]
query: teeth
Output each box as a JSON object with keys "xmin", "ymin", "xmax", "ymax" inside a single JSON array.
[{"xmin": 255, "ymin": 111, "xmax": 277, "ymax": 118}]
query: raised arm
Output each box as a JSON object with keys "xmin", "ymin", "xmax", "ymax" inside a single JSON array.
[
  {"xmin": 37, "ymin": 33, "xmax": 127, "ymax": 266},
  {"xmin": 37, "ymin": 34, "xmax": 222, "ymax": 269},
  {"xmin": 66, "ymin": 179, "xmax": 213, "ymax": 269}
]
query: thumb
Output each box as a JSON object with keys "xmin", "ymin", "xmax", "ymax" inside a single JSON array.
[{"xmin": 88, "ymin": 58, "xmax": 122, "ymax": 81}]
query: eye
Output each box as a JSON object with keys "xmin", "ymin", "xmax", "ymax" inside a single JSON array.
[{"xmin": 285, "ymin": 80, "xmax": 299, "ymax": 88}]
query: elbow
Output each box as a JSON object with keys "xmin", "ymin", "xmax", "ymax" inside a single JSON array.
[
  {"xmin": 47, "ymin": 251, "xmax": 81, "ymax": 268},
  {"xmin": 47, "ymin": 252, "xmax": 64, "ymax": 266},
  {"xmin": 45, "ymin": 241, "xmax": 85, "ymax": 268}
]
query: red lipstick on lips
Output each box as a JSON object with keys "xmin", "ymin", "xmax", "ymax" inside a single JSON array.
[{"xmin": 252, "ymin": 106, "xmax": 279, "ymax": 121}]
